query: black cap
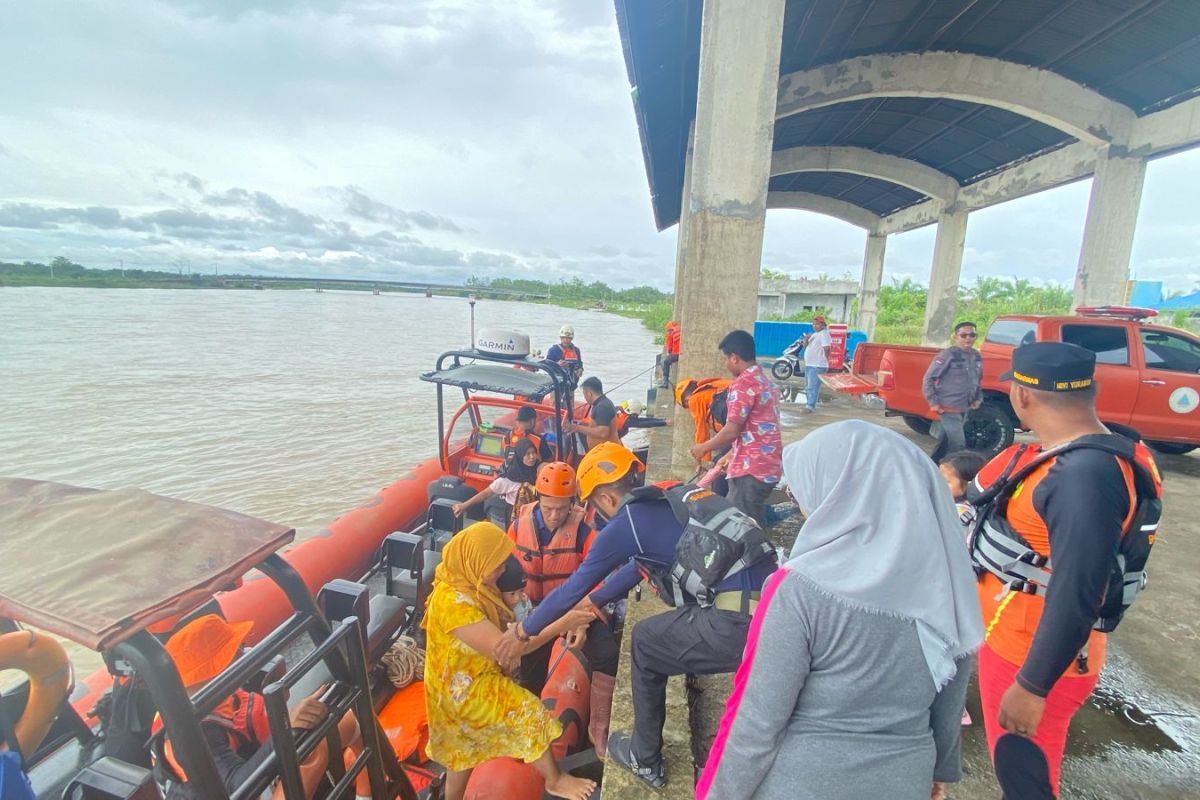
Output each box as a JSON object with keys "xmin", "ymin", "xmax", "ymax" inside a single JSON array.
[
  {"xmin": 1000, "ymin": 342, "xmax": 1095, "ymax": 392},
  {"xmin": 497, "ymin": 555, "xmax": 527, "ymax": 592}
]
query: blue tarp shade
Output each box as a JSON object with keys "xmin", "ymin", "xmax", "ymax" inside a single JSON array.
[
  {"xmin": 754, "ymin": 320, "xmax": 867, "ymax": 360},
  {"xmin": 1153, "ymin": 291, "xmax": 1200, "ymax": 311},
  {"xmin": 1128, "ymin": 280, "xmax": 1164, "ymax": 308}
]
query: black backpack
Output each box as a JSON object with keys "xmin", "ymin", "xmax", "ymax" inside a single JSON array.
[
  {"xmin": 626, "ymin": 483, "xmax": 776, "ymax": 607},
  {"xmin": 709, "ymin": 390, "xmax": 728, "ymax": 427}
]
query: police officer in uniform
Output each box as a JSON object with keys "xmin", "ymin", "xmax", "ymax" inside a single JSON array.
[{"xmin": 923, "ymin": 321, "xmax": 983, "ymax": 462}]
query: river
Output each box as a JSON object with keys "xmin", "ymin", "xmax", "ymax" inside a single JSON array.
[
  {"xmin": 1, "ymin": 286, "xmax": 658, "ymax": 534},
  {"xmin": 1, "ymin": 287, "xmax": 658, "ymax": 683}
]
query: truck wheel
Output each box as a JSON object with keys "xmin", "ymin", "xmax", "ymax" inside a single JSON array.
[
  {"xmin": 771, "ymin": 360, "xmax": 794, "ymax": 381},
  {"xmin": 1148, "ymin": 441, "xmax": 1196, "ymax": 456},
  {"xmin": 965, "ymin": 403, "xmax": 1015, "ymax": 456},
  {"xmin": 902, "ymin": 416, "xmax": 933, "ymax": 437}
]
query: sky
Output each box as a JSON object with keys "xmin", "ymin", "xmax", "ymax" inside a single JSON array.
[{"xmin": 1, "ymin": 0, "xmax": 1198, "ymax": 292}]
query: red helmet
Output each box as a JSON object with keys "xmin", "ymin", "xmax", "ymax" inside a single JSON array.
[{"xmin": 536, "ymin": 462, "xmax": 577, "ymax": 498}]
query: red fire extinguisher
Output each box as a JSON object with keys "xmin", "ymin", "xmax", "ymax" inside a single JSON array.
[{"xmin": 827, "ymin": 324, "xmax": 849, "ymax": 370}]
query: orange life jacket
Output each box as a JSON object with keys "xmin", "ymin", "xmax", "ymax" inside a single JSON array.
[
  {"xmin": 580, "ymin": 400, "xmax": 623, "ymax": 450},
  {"xmin": 155, "ymin": 689, "xmax": 270, "ymax": 781},
  {"xmin": 509, "ymin": 503, "xmax": 591, "ymax": 604},
  {"xmin": 558, "ymin": 344, "xmax": 581, "ymax": 363},
  {"xmin": 614, "ymin": 408, "xmax": 630, "ymax": 438},
  {"xmin": 665, "ymin": 326, "xmax": 681, "ymax": 355},
  {"xmin": 973, "ymin": 439, "xmax": 1161, "ymax": 678},
  {"xmin": 686, "ymin": 379, "xmax": 730, "ymax": 460},
  {"xmin": 506, "ymin": 428, "xmax": 543, "ymax": 452}
]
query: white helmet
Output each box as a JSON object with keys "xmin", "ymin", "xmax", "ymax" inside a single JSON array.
[
  {"xmin": 559, "ymin": 324, "xmax": 575, "ymax": 338},
  {"xmin": 622, "ymin": 399, "xmax": 645, "ymax": 415}
]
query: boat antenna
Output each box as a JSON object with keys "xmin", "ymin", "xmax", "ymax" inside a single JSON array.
[{"xmin": 468, "ymin": 294, "xmax": 477, "ymax": 348}]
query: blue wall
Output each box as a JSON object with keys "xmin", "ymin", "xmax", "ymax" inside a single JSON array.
[{"xmin": 754, "ymin": 320, "xmax": 868, "ymax": 360}]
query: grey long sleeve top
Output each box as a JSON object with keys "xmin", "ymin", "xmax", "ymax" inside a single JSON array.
[
  {"xmin": 922, "ymin": 346, "xmax": 983, "ymax": 411},
  {"xmin": 700, "ymin": 570, "xmax": 972, "ymax": 800}
]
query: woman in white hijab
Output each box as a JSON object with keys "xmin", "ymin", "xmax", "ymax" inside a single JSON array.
[{"xmin": 696, "ymin": 420, "xmax": 984, "ymax": 800}]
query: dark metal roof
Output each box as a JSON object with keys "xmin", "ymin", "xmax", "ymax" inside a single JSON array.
[
  {"xmin": 420, "ymin": 363, "xmax": 556, "ymax": 400},
  {"xmin": 616, "ymin": 0, "xmax": 1200, "ymax": 229}
]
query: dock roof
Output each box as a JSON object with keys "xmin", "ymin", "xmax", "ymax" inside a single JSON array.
[{"xmin": 616, "ymin": 0, "xmax": 1200, "ymax": 233}]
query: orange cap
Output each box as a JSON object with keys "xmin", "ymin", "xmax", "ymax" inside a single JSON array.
[
  {"xmin": 674, "ymin": 378, "xmax": 697, "ymax": 408},
  {"xmin": 537, "ymin": 461, "xmax": 577, "ymax": 498},
  {"xmin": 577, "ymin": 442, "xmax": 644, "ymax": 501},
  {"xmin": 163, "ymin": 614, "xmax": 253, "ymax": 689}
]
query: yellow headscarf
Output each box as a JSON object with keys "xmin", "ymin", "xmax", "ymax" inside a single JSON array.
[{"xmin": 423, "ymin": 521, "xmax": 515, "ymax": 630}]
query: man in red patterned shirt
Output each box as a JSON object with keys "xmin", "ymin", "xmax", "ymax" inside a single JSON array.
[{"xmin": 691, "ymin": 329, "xmax": 783, "ymax": 526}]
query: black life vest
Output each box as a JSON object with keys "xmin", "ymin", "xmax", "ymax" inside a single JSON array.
[
  {"xmin": 968, "ymin": 433, "xmax": 1162, "ymax": 633},
  {"xmin": 623, "ymin": 483, "xmax": 776, "ymax": 607}
]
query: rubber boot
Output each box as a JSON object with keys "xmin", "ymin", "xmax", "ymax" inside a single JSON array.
[{"xmin": 588, "ymin": 672, "xmax": 616, "ymax": 759}]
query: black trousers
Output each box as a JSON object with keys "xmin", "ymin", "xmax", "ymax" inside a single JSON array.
[
  {"xmin": 727, "ymin": 474, "xmax": 777, "ymax": 528},
  {"xmin": 629, "ymin": 605, "xmax": 752, "ymax": 762},
  {"xmin": 518, "ymin": 618, "xmax": 620, "ymax": 695}
]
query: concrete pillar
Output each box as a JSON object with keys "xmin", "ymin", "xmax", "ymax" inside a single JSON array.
[
  {"xmin": 857, "ymin": 231, "xmax": 887, "ymax": 339},
  {"xmin": 922, "ymin": 209, "xmax": 968, "ymax": 346},
  {"xmin": 1073, "ymin": 149, "xmax": 1147, "ymax": 307},
  {"xmin": 672, "ymin": 123, "xmax": 695, "ymax": 318},
  {"xmin": 670, "ymin": 0, "xmax": 786, "ymax": 473}
]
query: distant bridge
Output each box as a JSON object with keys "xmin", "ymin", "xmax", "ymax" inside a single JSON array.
[{"xmin": 240, "ymin": 276, "xmax": 548, "ymax": 300}]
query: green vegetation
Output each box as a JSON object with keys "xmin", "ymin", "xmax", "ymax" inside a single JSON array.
[
  {"xmin": 465, "ymin": 275, "xmax": 674, "ymax": 341},
  {"xmin": 873, "ymin": 276, "xmax": 1074, "ymax": 344},
  {"xmin": 10, "ymin": 259, "xmax": 1195, "ymax": 344},
  {"xmin": 0, "ymin": 258, "xmax": 289, "ymax": 290}
]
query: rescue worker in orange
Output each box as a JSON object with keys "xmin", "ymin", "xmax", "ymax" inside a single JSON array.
[
  {"xmin": 158, "ymin": 614, "xmax": 360, "ymax": 800},
  {"xmin": 659, "ymin": 321, "xmax": 681, "ymax": 388},
  {"xmin": 675, "ymin": 378, "xmax": 730, "ymax": 463},
  {"xmin": 508, "ymin": 404, "xmax": 553, "ymax": 461},
  {"xmin": 564, "ymin": 376, "xmax": 622, "ymax": 451},
  {"xmin": 969, "ymin": 343, "xmax": 1162, "ymax": 796},
  {"xmin": 506, "ymin": 461, "xmax": 619, "ymax": 751}
]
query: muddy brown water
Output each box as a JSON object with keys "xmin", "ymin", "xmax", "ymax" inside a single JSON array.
[{"xmin": 0, "ymin": 286, "xmax": 658, "ymax": 686}]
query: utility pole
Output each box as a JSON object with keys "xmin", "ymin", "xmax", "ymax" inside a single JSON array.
[{"xmin": 120, "ymin": 258, "xmax": 125, "ymax": 277}]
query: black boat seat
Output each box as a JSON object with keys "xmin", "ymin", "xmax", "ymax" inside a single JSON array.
[
  {"xmin": 365, "ymin": 594, "xmax": 407, "ymax": 660},
  {"xmin": 289, "ymin": 593, "xmax": 408, "ymax": 705}
]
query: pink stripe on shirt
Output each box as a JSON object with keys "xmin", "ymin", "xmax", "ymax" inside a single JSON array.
[{"xmin": 695, "ymin": 566, "xmax": 791, "ymax": 800}]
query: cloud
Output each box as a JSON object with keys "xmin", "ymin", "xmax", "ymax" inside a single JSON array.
[
  {"xmin": 2, "ymin": 2, "xmax": 1199, "ymax": 294},
  {"xmin": 325, "ymin": 185, "xmax": 461, "ymax": 232}
]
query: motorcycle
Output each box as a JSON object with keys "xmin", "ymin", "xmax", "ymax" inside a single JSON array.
[{"xmin": 771, "ymin": 336, "xmax": 805, "ymax": 381}]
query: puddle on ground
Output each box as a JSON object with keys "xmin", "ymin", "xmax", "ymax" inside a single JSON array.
[{"xmin": 1071, "ymin": 685, "xmax": 1184, "ymax": 756}]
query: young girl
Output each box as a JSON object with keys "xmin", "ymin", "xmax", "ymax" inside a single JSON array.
[
  {"xmin": 938, "ymin": 450, "xmax": 987, "ymax": 528},
  {"xmin": 422, "ymin": 522, "xmax": 594, "ymax": 800},
  {"xmin": 937, "ymin": 449, "xmax": 987, "ymax": 728},
  {"xmin": 451, "ymin": 438, "xmax": 540, "ymax": 528}
]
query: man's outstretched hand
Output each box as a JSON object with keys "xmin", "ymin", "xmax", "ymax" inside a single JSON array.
[{"xmin": 493, "ymin": 624, "xmax": 524, "ymax": 671}]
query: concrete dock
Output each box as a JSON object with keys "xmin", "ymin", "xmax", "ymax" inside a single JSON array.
[{"xmin": 600, "ymin": 388, "xmax": 1200, "ymax": 800}]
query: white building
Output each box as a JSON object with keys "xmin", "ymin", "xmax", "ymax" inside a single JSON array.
[{"xmin": 757, "ymin": 277, "xmax": 859, "ymax": 321}]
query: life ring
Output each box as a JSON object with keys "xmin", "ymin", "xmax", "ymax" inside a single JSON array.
[{"xmin": 0, "ymin": 630, "xmax": 71, "ymax": 760}]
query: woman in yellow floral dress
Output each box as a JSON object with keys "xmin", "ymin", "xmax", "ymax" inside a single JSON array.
[{"xmin": 423, "ymin": 521, "xmax": 596, "ymax": 800}]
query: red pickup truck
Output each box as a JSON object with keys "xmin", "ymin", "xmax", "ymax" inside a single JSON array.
[{"xmin": 824, "ymin": 308, "xmax": 1200, "ymax": 455}]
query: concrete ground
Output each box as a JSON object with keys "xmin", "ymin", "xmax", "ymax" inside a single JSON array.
[{"xmin": 602, "ymin": 387, "xmax": 1200, "ymax": 800}]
